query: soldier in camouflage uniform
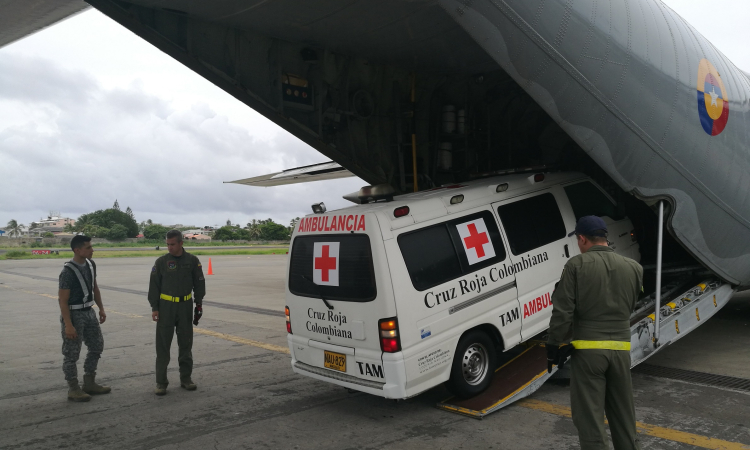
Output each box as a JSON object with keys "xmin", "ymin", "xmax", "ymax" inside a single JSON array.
[
  {"xmin": 148, "ymin": 229, "xmax": 206, "ymax": 395},
  {"xmin": 547, "ymin": 216, "xmax": 643, "ymax": 450},
  {"xmin": 58, "ymin": 235, "xmax": 111, "ymax": 402}
]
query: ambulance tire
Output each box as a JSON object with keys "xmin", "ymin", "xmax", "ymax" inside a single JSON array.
[{"xmin": 446, "ymin": 330, "xmax": 497, "ymax": 399}]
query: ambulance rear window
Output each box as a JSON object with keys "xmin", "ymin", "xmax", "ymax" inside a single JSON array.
[
  {"xmin": 288, "ymin": 235, "xmax": 376, "ymax": 302},
  {"xmin": 398, "ymin": 211, "xmax": 506, "ymax": 291}
]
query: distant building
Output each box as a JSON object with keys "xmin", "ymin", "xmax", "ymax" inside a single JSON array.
[
  {"xmin": 184, "ymin": 233, "xmax": 211, "ymax": 241},
  {"xmin": 30, "ymin": 212, "xmax": 75, "ymax": 235},
  {"xmin": 183, "ymin": 229, "xmax": 211, "ymax": 236}
]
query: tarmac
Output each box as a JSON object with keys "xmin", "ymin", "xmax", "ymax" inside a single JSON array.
[{"xmin": 1, "ymin": 255, "xmax": 749, "ymax": 449}]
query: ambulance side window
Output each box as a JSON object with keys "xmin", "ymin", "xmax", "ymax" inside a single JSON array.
[
  {"xmin": 564, "ymin": 181, "xmax": 624, "ymax": 221},
  {"xmin": 497, "ymin": 193, "xmax": 566, "ymax": 255},
  {"xmin": 398, "ymin": 211, "xmax": 506, "ymax": 291}
]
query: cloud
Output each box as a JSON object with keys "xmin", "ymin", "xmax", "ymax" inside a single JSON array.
[{"xmin": 0, "ymin": 52, "xmax": 364, "ymax": 228}]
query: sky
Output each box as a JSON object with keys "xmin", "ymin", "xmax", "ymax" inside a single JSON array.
[{"xmin": 0, "ymin": 1, "xmax": 748, "ymax": 229}]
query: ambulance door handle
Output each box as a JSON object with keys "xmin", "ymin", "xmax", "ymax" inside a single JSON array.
[{"xmin": 564, "ymin": 244, "xmax": 570, "ymax": 258}]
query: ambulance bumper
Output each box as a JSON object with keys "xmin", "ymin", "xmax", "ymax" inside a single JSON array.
[{"xmin": 288, "ymin": 335, "xmax": 407, "ymax": 399}]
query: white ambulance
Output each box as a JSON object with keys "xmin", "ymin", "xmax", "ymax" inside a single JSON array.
[{"xmin": 285, "ymin": 172, "xmax": 639, "ymax": 399}]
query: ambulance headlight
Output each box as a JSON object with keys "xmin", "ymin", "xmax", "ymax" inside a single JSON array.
[
  {"xmin": 496, "ymin": 183, "xmax": 509, "ymax": 193},
  {"xmin": 311, "ymin": 202, "xmax": 326, "ymax": 214},
  {"xmin": 450, "ymin": 194, "xmax": 464, "ymax": 205}
]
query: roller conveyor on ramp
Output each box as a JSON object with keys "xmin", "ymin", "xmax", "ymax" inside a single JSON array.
[{"xmin": 437, "ymin": 279, "xmax": 734, "ymax": 419}]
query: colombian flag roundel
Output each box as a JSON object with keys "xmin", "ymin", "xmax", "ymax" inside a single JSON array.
[{"xmin": 696, "ymin": 59, "xmax": 729, "ymax": 136}]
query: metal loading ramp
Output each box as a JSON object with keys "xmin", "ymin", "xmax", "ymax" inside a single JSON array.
[
  {"xmin": 437, "ymin": 279, "xmax": 734, "ymax": 419},
  {"xmin": 437, "ymin": 343, "xmax": 557, "ymax": 419}
]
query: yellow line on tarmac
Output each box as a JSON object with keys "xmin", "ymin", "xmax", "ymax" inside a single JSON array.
[
  {"xmin": 0, "ymin": 283, "xmax": 57, "ymax": 299},
  {"xmin": 193, "ymin": 327, "xmax": 290, "ymax": 354},
  {"xmin": 517, "ymin": 399, "xmax": 750, "ymax": 450},
  {"xmin": 0, "ymin": 283, "xmax": 289, "ymax": 355},
  {"xmin": 109, "ymin": 311, "xmax": 145, "ymax": 319}
]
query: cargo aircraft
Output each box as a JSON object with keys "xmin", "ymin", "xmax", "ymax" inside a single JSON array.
[{"xmin": 4, "ymin": 0, "xmax": 748, "ymax": 414}]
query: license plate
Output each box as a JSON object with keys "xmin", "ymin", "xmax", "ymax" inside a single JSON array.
[{"xmin": 324, "ymin": 351, "xmax": 346, "ymax": 372}]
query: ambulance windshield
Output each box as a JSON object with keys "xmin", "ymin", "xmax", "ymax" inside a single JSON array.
[{"xmin": 288, "ymin": 234, "xmax": 376, "ymax": 302}]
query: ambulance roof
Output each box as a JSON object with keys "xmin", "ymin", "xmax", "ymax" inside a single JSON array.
[{"xmin": 304, "ymin": 171, "xmax": 588, "ymax": 229}]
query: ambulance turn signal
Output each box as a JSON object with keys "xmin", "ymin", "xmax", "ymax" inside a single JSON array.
[
  {"xmin": 285, "ymin": 306, "xmax": 292, "ymax": 334},
  {"xmin": 378, "ymin": 317, "xmax": 401, "ymax": 353}
]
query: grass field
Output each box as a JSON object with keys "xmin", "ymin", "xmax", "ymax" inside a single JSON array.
[
  {"xmin": 0, "ymin": 248, "xmax": 288, "ymax": 260},
  {"xmin": 0, "ymin": 241, "xmax": 289, "ymax": 250}
]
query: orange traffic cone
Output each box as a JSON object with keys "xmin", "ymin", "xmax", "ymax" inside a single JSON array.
[{"xmin": 207, "ymin": 258, "xmax": 214, "ymax": 275}]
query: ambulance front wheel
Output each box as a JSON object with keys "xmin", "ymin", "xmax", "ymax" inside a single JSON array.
[{"xmin": 446, "ymin": 330, "xmax": 497, "ymax": 399}]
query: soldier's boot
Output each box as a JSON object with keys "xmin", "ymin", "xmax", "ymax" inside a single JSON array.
[
  {"xmin": 82, "ymin": 374, "xmax": 111, "ymax": 395},
  {"xmin": 180, "ymin": 379, "xmax": 197, "ymax": 391},
  {"xmin": 154, "ymin": 384, "xmax": 167, "ymax": 396},
  {"xmin": 67, "ymin": 378, "xmax": 92, "ymax": 402}
]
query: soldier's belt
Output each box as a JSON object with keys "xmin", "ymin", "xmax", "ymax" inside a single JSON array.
[
  {"xmin": 571, "ymin": 340, "xmax": 631, "ymax": 351},
  {"xmin": 69, "ymin": 300, "xmax": 95, "ymax": 310},
  {"xmin": 160, "ymin": 293, "xmax": 192, "ymax": 302}
]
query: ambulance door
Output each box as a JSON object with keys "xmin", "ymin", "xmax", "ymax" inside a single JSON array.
[{"xmin": 493, "ymin": 190, "xmax": 570, "ymax": 341}]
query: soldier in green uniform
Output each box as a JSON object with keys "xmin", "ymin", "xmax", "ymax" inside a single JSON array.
[
  {"xmin": 148, "ymin": 229, "xmax": 206, "ymax": 395},
  {"xmin": 547, "ymin": 216, "xmax": 643, "ymax": 450}
]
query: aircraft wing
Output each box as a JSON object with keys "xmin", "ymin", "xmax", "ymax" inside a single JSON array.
[
  {"xmin": 225, "ymin": 162, "xmax": 354, "ymax": 187},
  {"xmin": 0, "ymin": 0, "xmax": 89, "ymax": 49}
]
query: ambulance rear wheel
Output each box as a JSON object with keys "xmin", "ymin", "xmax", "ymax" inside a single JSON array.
[{"xmin": 446, "ymin": 330, "xmax": 497, "ymax": 399}]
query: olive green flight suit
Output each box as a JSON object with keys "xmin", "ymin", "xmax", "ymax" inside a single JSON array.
[
  {"xmin": 148, "ymin": 251, "xmax": 206, "ymax": 386},
  {"xmin": 547, "ymin": 245, "xmax": 643, "ymax": 450}
]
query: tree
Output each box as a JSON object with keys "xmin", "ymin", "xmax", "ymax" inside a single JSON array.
[
  {"xmin": 246, "ymin": 220, "xmax": 262, "ymax": 240},
  {"xmin": 226, "ymin": 219, "xmax": 232, "ymax": 226},
  {"xmin": 213, "ymin": 226, "xmax": 237, "ymax": 241},
  {"xmin": 63, "ymin": 223, "xmax": 75, "ymax": 233},
  {"xmin": 82, "ymin": 225, "xmax": 108, "ymax": 238},
  {"xmin": 74, "ymin": 208, "xmax": 138, "ymax": 238},
  {"xmin": 143, "ymin": 224, "xmax": 171, "ymax": 240},
  {"xmin": 106, "ymin": 224, "xmax": 129, "ymax": 240},
  {"xmin": 125, "ymin": 206, "xmax": 134, "ymax": 220},
  {"xmin": 289, "ymin": 217, "xmax": 300, "ymax": 234},
  {"xmin": 42, "ymin": 232, "xmax": 55, "ymax": 238},
  {"xmin": 5, "ymin": 220, "xmax": 25, "ymax": 237},
  {"xmin": 113, "ymin": 200, "xmax": 120, "ymax": 211},
  {"xmin": 259, "ymin": 221, "xmax": 290, "ymax": 240}
]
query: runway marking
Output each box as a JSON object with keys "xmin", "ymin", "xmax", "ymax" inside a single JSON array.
[
  {"xmin": 517, "ymin": 399, "xmax": 750, "ymax": 449},
  {"xmin": 0, "ymin": 282, "xmax": 289, "ymax": 354},
  {"xmin": 109, "ymin": 311, "xmax": 145, "ymax": 319},
  {"xmin": 193, "ymin": 328, "xmax": 290, "ymax": 354},
  {"xmin": 0, "ymin": 269, "xmax": 284, "ymax": 317},
  {"xmin": 0, "ymin": 283, "xmax": 57, "ymax": 299}
]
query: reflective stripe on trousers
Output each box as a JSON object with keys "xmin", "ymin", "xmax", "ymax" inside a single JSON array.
[{"xmin": 571, "ymin": 340, "xmax": 631, "ymax": 351}]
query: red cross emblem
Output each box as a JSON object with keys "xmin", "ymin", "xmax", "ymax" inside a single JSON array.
[
  {"xmin": 313, "ymin": 242, "xmax": 340, "ymax": 286},
  {"xmin": 463, "ymin": 224, "xmax": 490, "ymax": 258},
  {"xmin": 456, "ymin": 218, "xmax": 495, "ymax": 265}
]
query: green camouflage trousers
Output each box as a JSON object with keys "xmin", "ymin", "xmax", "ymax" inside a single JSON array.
[{"xmin": 60, "ymin": 309, "xmax": 103, "ymax": 380}]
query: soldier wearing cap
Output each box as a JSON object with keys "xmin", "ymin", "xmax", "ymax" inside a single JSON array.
[
  {"xmin": 547, "ymin": 215, "xmax": 643, "ymax": 450},
  {"xmin": 148, "ymin": 229, "xmax": 206, "ymax": 395}
]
